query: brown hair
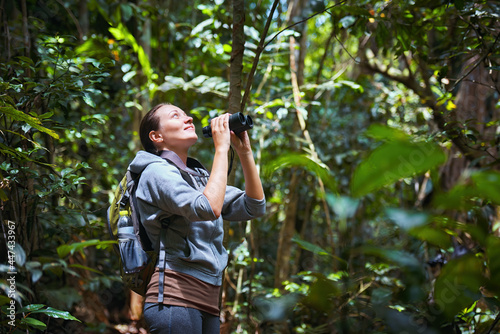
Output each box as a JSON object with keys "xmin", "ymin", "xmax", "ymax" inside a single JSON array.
[{"xmin": 139, "ymin": 103, "xmax": 170, "ymax": 154}]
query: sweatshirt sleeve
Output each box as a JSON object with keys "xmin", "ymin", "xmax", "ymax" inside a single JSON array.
[
  {"xmin": 221, "ymin": 186, "xmax": 266, "ymax": 221},
  {"xmin": 136, "ymin": 161, "xmax": 217, "ymax": 222}
]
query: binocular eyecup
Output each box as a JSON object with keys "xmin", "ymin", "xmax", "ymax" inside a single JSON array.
[{"xmin": 202, "ymin": 112, "xmax": 253, "ymax": 138}]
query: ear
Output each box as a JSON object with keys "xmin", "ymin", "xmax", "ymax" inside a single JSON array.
[{"xmin": 149, "ymin": 130, "xmax": 163, "ymax": 144}]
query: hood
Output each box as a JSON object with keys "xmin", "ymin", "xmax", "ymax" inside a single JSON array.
[{"xmin": 128, "ymin": 150, "xmax": 165, "ymax": 174}]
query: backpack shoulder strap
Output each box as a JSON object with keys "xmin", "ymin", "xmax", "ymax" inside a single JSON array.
[{"xmin": 157, "ymin": 225, "xmax": 168, "ymax": 303}]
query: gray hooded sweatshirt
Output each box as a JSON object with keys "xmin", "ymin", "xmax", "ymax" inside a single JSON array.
[{"xmin": 128, "ymin": 150, "xmax": 266, "ymax": 286}]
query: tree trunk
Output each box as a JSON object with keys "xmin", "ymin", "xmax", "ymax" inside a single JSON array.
[
  {"xmin": 228, "ymin": 0, "xmax": 245, "ymax": 114},
  {"xmin": 79, "ymin": 0, "xmax": 89, "ymax": 38},
  {"xmin": 20, "ymin": 0, "xmax": 30, "ymax": 58},
  {"xmin": 274, "ymin": 170, "xmax": 301, "ymax": 288},
  {"xmin": 273, "ymin": 0, "xmax": 337, "ymax": 289}
]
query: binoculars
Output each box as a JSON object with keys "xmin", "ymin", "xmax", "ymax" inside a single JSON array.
[{"xmin": 202, "ymin": 112, "xmax": 253, "ymax": 138}]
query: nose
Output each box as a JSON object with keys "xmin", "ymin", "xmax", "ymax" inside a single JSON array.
[{"xmin": 184, "ymin": 115, "xmax": 193, "ymax": 123}]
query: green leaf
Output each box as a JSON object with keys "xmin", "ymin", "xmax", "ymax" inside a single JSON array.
[
  {"xmin": 351, "ymin": 139, "xmax": 446, "ymax": 197},
  {"xmin": 339, "ymin": 15, "xmax": 356, "ymax": 28},
  {"xmin": 57, "ymin": 239, "xmax": 115, "ymax": 258},
  {"xmin": 433, "ymin": 170, "xmax": 500, "ymax": 209},
  {"xmin": 191, "ymin": 18, "xmax": 214, "ymax": 36},
  {"xmin": 365, "ymin": 123, "xmax": 410, "ymax": 141},
  {"xmin": 109, "ymin": 22, "xmax": 152, "ymax": 81},
  {"xmin": 362, "ymin": 246, "xmax": 425, "ymax": 283},
  {"xmin": 14, "ymin": 243, "xmax": 26, "ymax": 267},
  {"xmin": 18, "ymin": 304, "xmax": 45, "ymax": 313},
  {"xmin": 485, "ymin": 236, "xmax": 500, "ymax": 295},
  {"xmin": 0, "ymin": 295, "xmax": 11, "ymax": 306},
  {"xmin": 409, "ymin": 225, "xmax": 452, "ymax": 249},
  {"xmin": 263, "ymin": 152, "xmax": 337, "ymax": 192},
  {"xmin": 303, "ymin": 275, "xmax": 339, "ymax": 312},
  {"xmin": 327, "ymin": 195, "xmax": 360, "ymax": 219},
  {"xmin": 16, "ymin": 55, "xmax": 34, "ymax": 65},
  {"xmin": 25, "ymin": 261, "xmax": 43, "ymax": 283},
  {"xmin": 292, "ymin": 235, "xmax": 329, "ymax": 256},
  {"xmin": 32, "ymin": 307, "xmax": 81, "ymax": 322},
  {"xmin": 471, "ymin": 171, "xmax": 500, "ymax": 204},
  {"xmin": 0, "ymin": 106, "xmax": 59, "ymax": 139},
  {"xmin": 83, "ymin": 92, "xmax": 96, "ymax": 108},
  {"xmin": 386, "ymin": 208, "xmax": 428, "ymax": 231},
  {"xmin": 123, "ymin": 70, "xmax": 136, "ymax": 82},
  {"xmin": 20, "ymin": 317, "xmax": 47, "ymax": 330},
  {"xmin": 371, "ymin": 287, "xmax": 393, "ymax": 306},
  {"xmin": 120, "ymin": 3, "xmax": 133, "ymax": 22},
  {"xmin": 434, "ymin": 254, "xmax": 485, "ymax": 320}
]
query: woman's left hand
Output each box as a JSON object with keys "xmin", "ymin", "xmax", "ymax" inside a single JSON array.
[{"xmin": 230, "ymin": 129, "xmax": 252, "ymax": 156}]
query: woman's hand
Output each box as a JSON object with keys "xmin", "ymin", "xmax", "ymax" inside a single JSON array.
[
  {"xmin": 210, "ymin": 114, "xmax": 231, "ymax": 154},
  {"xmin": 230, "ymin": 129, "xmax": 252, "ymax": 156}
]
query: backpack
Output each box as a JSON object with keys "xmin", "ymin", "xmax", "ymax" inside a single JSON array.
[
  {"xmin": 107, "ymin": 151, "xmax": 209, "ymax": 301},
  {"xmin": 107, "ymin": 170, "xmax": 158, "ymax": 297}
]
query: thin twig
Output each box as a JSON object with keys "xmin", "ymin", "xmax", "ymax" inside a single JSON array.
[
  {"xmin": 449, "ymin": 31, "xmax": 500, "ymax": 92},
  {"xmin": 240, "ymin": 0, "xmax": 280, "ymax": 112},
  {"xmin": 241, "ymin": 0, "xmax": 348, "ymax": 111},
  {"xmin": 486, "ymin": 311, "xmax": 500, "ymax": 334},
  {"xmin": 263, "ymin": 0, "xmax": 348, "ymax": 50},
  {"xmin": 55, "ymin": 0, "xmax": 83, "ymax": 40}
]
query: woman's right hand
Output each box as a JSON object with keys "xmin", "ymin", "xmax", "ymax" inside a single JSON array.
[{"xmin": 210, "ymin": 114, "xmax": 231, "ymax": 153}]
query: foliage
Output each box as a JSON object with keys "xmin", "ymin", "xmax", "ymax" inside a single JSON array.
[{"xmin": 0, "ymin": 0, "xmax": 499, "ymax": 333}]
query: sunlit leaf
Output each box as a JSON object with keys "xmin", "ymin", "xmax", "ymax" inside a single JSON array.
[
  {"xmin": 57, "ymin": 240, "xmax": 116, "ymax": 258},
  {"xmin": 351, "ymin": 138, "xmax": 446, "ymax": 197},
  {"xmin": 1, "ymin": 106, "xmax": 59, "ymax": 139},
  {"xmin": 31, "ymin": 306, "xmax": 81, "ymax": 321},
  {"xmin": 191, "ymin": 18, "xmax": 214, "ymax": 36}
]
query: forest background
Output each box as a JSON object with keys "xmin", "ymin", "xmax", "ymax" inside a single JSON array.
[{"xmin": 1, "ymin": 0, "xmax": 500, "ymax": 333}]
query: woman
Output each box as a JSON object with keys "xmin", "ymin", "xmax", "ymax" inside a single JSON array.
[{"xmin": 128, "ymin": 103, "xmax": 265, "ymax": 333}]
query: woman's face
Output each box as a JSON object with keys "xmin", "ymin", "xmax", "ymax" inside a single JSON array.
[{"xmin": 150, "ymin": 104, "xmax": 198, "ymax": 152}]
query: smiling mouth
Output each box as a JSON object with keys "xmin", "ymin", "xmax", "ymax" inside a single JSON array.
[{"xmin": 185, "ymin": 126, "xmax": 195, "ymax": 131}]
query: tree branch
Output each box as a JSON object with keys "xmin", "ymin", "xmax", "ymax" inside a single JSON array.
[{"xmin": 364, "ymin": 59, "xmax": 492, "ymax": 162}]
